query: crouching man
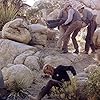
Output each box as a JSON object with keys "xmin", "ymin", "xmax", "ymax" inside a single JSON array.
[{"xmin": 29, "ymin": 64, "xmax": 77, "ymax": 100}]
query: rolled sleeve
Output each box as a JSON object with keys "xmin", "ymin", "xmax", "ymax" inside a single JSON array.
[
  {"xmin": 64, "ymin": 9, "xmax": 74, "ymax": 25},
  {"xmin": 82, "ymin": 10, "xmax": 88, "ymax": 21}
]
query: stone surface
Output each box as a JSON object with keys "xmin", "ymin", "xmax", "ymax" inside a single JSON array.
[
  {"xmin": 2, "ymin": 18, "xmax": 31, "ymax": 44},
  {"xmin": 30, "ymin": 32, "xmax": 47, "ymax": 46},
  {"xmin": 28, "ymin": 24, "xmax": 56, "ymax": 46},
  {"xmin": 24, "ymin": 55, "xmax": 40, "ymax": 71},
  {"xmin": 0, "ymin": 39, "xmax": 37, "ymax": 69},
  {"xmin": 93, "ymin": 29, "xmax": 100, "ymax": 49},
  {"xmin": 2, "ymin": 64, "xmax": 34, "ymax": 90}
]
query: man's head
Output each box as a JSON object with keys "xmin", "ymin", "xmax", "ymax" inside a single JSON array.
[
  {"xmin": 43, "ymin": 64, "xmax": 54, "ymax": 76},
  {"xmin": 63, "ymin": 3, "xmax": 72, "ymax": 10},
  {"xmin": 77, "ymin": 5, "xmax": 85, "ymax": 13}
]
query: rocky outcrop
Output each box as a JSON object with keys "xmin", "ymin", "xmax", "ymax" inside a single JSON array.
[
  {"xmin": 42, "ymin": 52, "xmax": 96, "ymax": 73},
  {"xmin": 28, "ymin": 24, "xmax": 48, "ymax": 33},
  {"xmin": 93, "ymin": 29, "xmax": 100, "ymax": 49},
  {"xmin": 46, "ymin": 9, "xmax": 61, "ymax": 20},
  {"xmin": 30, "ymin": 32, "xmax": 47, "ymax": 46},
  {"xmin": 43, "ymin": 55, "xmax": 72, "ymax": 67},
  {"xmin": 28, "ymin": 24, "xmax": 56, "ymax": 46},
  {"xmin": 2, "ymin": 64, "xmax": 34, "ymax": 90},
  {"xmin": 0, "ymin": 39, "xmax": 37, "ymax": 69},
  {"xmin": 2, "ymin": 18, "xmax": 31, "ymax": 44},
  {"xmin": 24, "ymin": 55, "xmax": 40, "ymax": 71}
]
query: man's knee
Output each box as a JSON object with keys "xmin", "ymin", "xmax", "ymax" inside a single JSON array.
[
  {"xmin": 71, "ymin": 36, "xmax": 76, "ymax": 40},
  {"xmin": 48, "ymin": 80, "xmax": 54, "ymax": 86}
]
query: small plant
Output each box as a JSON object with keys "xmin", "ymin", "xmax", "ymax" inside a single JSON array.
[
  {"xmin": 87, "ymin": 66, "xmax": 100, "ymax": 100},
  {"xmin": 0, "ymin": 0, "xmax": 28, "ymax": 30},
  {"xmin": 50, "ymin": 77, "xmax": 77, "ymax": 100}
]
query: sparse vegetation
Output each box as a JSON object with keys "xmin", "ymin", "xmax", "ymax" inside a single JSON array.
[
  {"xmin": 87, "ymin": 66, "xmax": 100, "ymax": 100},
  {"xmin": 51, "ymin": 78, "xmax": 77, "ymax": 100},
  {"xmin": 0, "ymin": 0, "xmax": 29, "ymax": 30}
]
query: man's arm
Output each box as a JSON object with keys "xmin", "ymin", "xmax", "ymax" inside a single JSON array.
[
  {"xmin": 57, "ymin": 10, "xmax": 63, "ymax": 19},
  {"xmin": 60, "ymin": 65, "xmax": 77, "ymax": 76},
  {"xmin": 64, "ymin": 9, "xmax": 74, "ymax": 25},
  {"xmin": 81, "ymin": 9, "xmax": 87, "ymax": 22}
]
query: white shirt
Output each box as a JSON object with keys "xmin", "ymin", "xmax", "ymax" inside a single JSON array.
[{"xmin": 64, "ymin": 8, "xmax": 75, "ymax": 25}]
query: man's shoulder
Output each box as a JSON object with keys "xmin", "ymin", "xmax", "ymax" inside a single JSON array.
[
  {"xmin": 84, "ymin": 9, "xmax": 90, "ymax": 13},
  {"xmin": 68, "ymin": 8, "xmax": 75, "ymax": 14}
]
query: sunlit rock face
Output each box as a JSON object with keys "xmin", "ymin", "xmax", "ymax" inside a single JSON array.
[
  {"xmin": 2, "ymin": 18, "xmax": 31, "ymax": 44},
  {"xmin": 93, "ymin": 29, "xmax": 100, "ymax": 49},
  {"xmin": 28, "ymin": 24, "xmax": 56, "ymax": 46},
  {"xmin": 46, "ymin": 9, "xmax": 61, "ymax": 20},
  {"xmin": 0, "ymin": 39, "xmax": 37, "ymax": 69},
  {"xmin": 2, "ymin": 64, "xmax": 34, "ymax": 90}
]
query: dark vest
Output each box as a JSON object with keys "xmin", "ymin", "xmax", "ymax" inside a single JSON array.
[
  {"xmin": 71, "ymin": 9, "xmax": 81, "ymax": 23},
  {"xmin": 82, "ymin": 9, "xmax": 94, "ymax": 24},
  {"xmin": 60, "ymin": 8, "xmax": 81, "ymax": 25},
  {"xmin": 46, "ymin": 8, "xmax": 81, "ymax": 28}
]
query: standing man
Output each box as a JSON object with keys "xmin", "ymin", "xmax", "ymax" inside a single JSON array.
[
  {"xmin": 56, "ymin": 4, "xmax": 69, "ymax": 49},
  {"xmin": 58, "ymin": 4, "xmax": 82, "ymax": 54},
  {"xmin": 78, "ymin": 6, "xmax": 97, "ymax": 54}
]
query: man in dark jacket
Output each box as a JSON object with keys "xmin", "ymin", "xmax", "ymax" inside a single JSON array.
[
  {"xmin": 29, "ymin": 64, "xmax": 76, "ymax": 100},
  {"xmin": 78, "ymin": 5, "xmax": 97, "ymax": 54}
]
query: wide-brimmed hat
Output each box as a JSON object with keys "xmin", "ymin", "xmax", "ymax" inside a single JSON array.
[
  {"xmin": 63, "ymin": 3, "xmax": 71, "ymax": 10},
  {"xmin": 77, "ymin": 5, "xmax": 85, "ymax": 10}
]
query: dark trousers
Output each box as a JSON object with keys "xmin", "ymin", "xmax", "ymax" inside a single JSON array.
[
  {"xmin": 62, "ymin": 21, "xmax": 82, "ymax": 52},
  {"xmin": 85, "ymin": 20, "xmax": 97, "ymax": 53},
  {"xmin": 37, "ymin": 79, "xmax": 61, "ymax": 100}
]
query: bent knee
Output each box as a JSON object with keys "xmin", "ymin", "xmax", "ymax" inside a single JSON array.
[{"xmin": 71, "ymin": 36, "xmax": 76, "ymax": 40}]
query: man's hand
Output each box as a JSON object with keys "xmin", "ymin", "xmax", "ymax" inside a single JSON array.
[
  {"xmin": 62, "ymin": 23, "xmax": 67, "ymax": 26},
  {"xmin": 82, "ymin": 21, "xmax": 87, "ymax": 28}
]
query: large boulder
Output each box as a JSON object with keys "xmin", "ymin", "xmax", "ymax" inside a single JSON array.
[
  {"xmin": 43, "ymin": 55, "xmax": 72, "ymax": 68},
  {"xmin": 2, "ymin": 64, "xmax": 34, "ymax": 90},
  {"xmin": 43, "ymin": 52, "xmax": 96, "ymax": 73},
  {"xmin": 28, "ymin": 24, "xmax": 56, "ymax": 46},
  {"xmin": 0, "ymin": 39, "xmax": 37, "ymax": 69},
  {"xmin": 30, "ymin": 32, "xmax": 47, "ymax": 46},
  {"xmin": 2, "ymin": 18, "xmax": 31, "ymax": 44},
  {"xmin": 93, "ymin": 29, "xmax": 100, "ymax": 49},
  {"xmin": 14, "ymin": 50, "xmax": 36, "ymax": 64},
  {"xmin": 95, "ymin": 49, "xmax": 100, "ymax": 64},
  {"xmin": 24, "ymin": 55, "xmax": 40, "ymax": 71},
  {"xmin": 34, "ymin": 48, "xmax": 96, "ymax": 73},
  {"xmin": 46, "ymin": 9, "xmax": 61, "ymax": 20},
  {"xmin": 28, "ymin": 24, "xmax": 48, "ymax": 33}
]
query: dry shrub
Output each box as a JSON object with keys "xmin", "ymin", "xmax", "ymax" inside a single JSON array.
[
  {"xmin": 0, "ymin": 0, "xmax": 28, "ymax": 30},
  {"xmin": 87, "ymin": 66, "xmax": 100, "ymax": 99},
  {"xmin": 51, "ymin": 77, "xmax": 77, "ymax": 100}
]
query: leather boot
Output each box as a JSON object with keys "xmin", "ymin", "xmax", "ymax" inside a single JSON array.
[
  {"xmin": 62, "ymin": 48, "xmax": 68, "ymax": 53},
  {"xmin": 73, "ymin": 49, "xmax": 79, "ymax": 54}
]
